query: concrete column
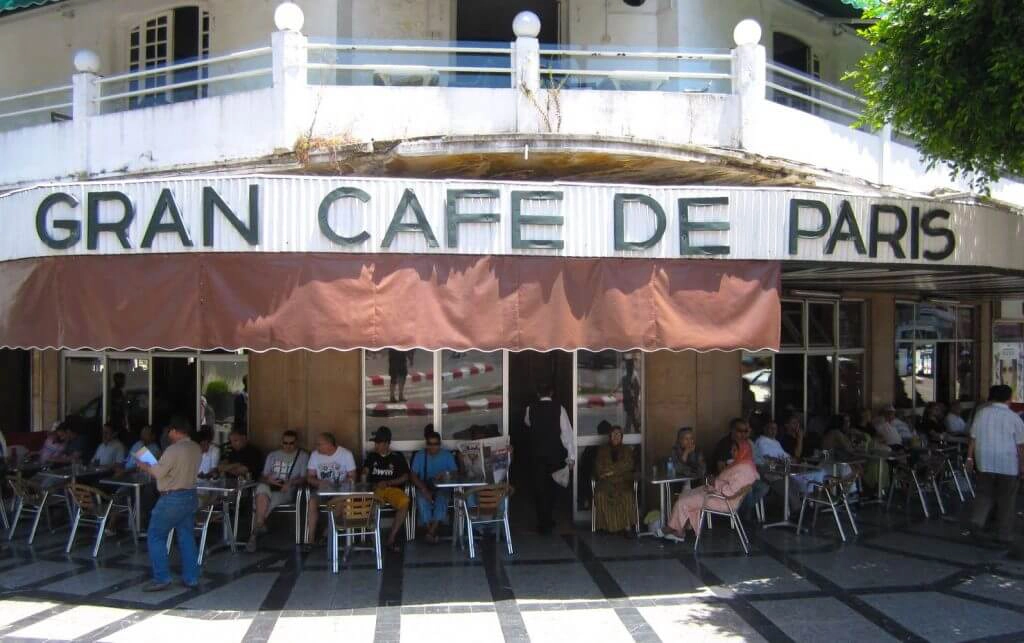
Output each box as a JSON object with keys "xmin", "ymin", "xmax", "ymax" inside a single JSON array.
[
  {"xmin": 878, "ymin": 123, "xmax": 893, "ymax": 185},
  {"xmin": 512, "ymin": 11, "xmax": 542, "ymax": 133},
  {"xmin": 271, "ymin": 3, "xmax": 310, "ymax": 153},
  {"xmin": 71, "ymin": 50, "xmax": 101, "ymax": 177},
  {"xmin": 730, "ymin": 20, "xmax": 766, "ymax": 151}
]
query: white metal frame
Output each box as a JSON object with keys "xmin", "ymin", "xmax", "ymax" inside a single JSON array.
[
  {"xmin": 745, "ymin": 298, "xmax": 867, "ymax": 423},
  {"xmin": 60, "ymin": 349, "xmax": 247, "ymax": 434},
  {"xmin": 894, "ymin": 301, "xmax": 978, "ymax": 416}
]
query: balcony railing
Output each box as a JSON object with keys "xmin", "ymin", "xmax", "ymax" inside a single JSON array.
[
  {"xmin": 95, "ymin": 46, "xmax": 272, "ymax": 114},
  {"xmin": 539, "ymin": 47, "xmax": 733, "ymax": 93},
  {"xmin": 0, "ymin": 83, "xmax": 72, "ymax": 129},
  {"xmin": 766, "ymin": 61, "xmax": 867, "ymax": 127},
  {"xmin": 306, "ymin": 40, "xmax": 512, "ymax": 88}
]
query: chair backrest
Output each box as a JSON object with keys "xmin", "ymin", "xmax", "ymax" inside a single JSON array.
[
  {"xmin": 466, "ymin": 484, "xmax": 511, "ymax": 519},
  {"xmin": 332, "ymin": 494, "xmax": 377, "ymax": 529},
  {"xmin": 68, "ymin": 483, "xmax": 107, "ymax": 517},
  {"xmin": 8, "ymin": 476, "xmax": 47, "ymax": 505}
]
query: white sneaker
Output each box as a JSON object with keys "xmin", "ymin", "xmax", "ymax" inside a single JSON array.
[{"xmin": 663, "ymin": 532, "xmax": 686, "ymax": 543}]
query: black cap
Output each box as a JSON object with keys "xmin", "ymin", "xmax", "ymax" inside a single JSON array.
[{"xmin": 371, "ymin": 426, "xmax": 392, "ymax": 443}]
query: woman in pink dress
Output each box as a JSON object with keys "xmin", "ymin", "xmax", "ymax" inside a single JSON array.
[{"xmin": 665, "ymin": 438, "xmax": 759, "ymax": 539}]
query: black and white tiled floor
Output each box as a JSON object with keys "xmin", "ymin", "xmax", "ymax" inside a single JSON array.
[{"xmin": 1, "ymin": 499, "xmax": 1022, "ymax": 643}]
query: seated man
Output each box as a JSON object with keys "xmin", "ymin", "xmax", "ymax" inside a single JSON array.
[
  {"xmin": 39, "ymin": 422, "xmax": 68, "ymax": 464},
  {"xmin": 363, "ymin": 426, "xmax": 410, "ymax": 552},
  {"xmin": 248, "ymin": 430, "xmax": 308, "ymax": 552},
  {"xmin": 305, "ymin": 432, "xmax": 356, "ymax": 547},
  {"xmin": 121, "ymin": 425, "xmax": 162, "ymax": 473},
  {"xmin": 753, "ymin": 420, "xmax": 788, "ymax": 465},
  {"xmin": 944, "ymin": 401, "xmax": 968, "ymax": 435},
  {"xmin": 410, "ymin": 430, "xmax": 458, "ymax": 543},
  {"xmin": 218, "ymin": 428, "xmax": 263, "ymax": 479},
  {"xmin": 873, "ymin": 406, "xmax": 905, "ymax": 447},
  {"xmin": 195, "ymin": 427, "xmax": 220, "ymax": 477},
  {"xmin": 91, "ymin": 423, "xmax": 126, "ymax": 468}
]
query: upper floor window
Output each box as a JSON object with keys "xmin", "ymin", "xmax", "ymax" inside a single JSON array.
[
  {"xmin": 771, "ymin": 32, "xmax": 820, "ymax": 115},
  {"xmin": 128, "ymin": 6, "xmax": 210, "ymax": 108}
]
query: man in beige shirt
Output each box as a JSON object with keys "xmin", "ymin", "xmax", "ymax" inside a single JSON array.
[{"xmin": 138, "ymin": 415, "xmax": 202, "ymax": 591}]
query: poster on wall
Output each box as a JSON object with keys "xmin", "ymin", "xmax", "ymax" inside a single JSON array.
[{"xmin": 992, "ymin": 343, "xmax": 1024, "ymax": 403}]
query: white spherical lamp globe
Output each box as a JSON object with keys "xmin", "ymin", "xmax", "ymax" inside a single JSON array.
[
  {"xmin": 513, "ymin": 11, "xmax": 541, "ymax": 38},
  {"xmin": 274, "ymin": 2, "xmax": 305, "ymax": 32},
  {"xmin": 73, "ymin": 49, "xmax": 101, "ymax": 74},
  {"xmin": 733, "ymin": 19, "xmax": 762, "ymax": 47}
]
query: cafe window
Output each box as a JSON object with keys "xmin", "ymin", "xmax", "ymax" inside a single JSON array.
[
  {"xmin": 742, "ymin": 299, "xmax": 866, "ymax": 430},
  {"xmin": 894, "ymin": 302, "xmax": 977, "ymax": 412},
  {"xmin": 440, "ymin": 350, "xmax": 504, "ymax": 441},
  {"xmin": 363, "ymin": 349, "xmax": 437, "ymax": 444},
  {"xmin": 62, "ymin": 350, "xmax": 247, "ymax": 441},
  {"xmin": 992, "ymin": 320, "xmax": 1024, "ymax": 403}
]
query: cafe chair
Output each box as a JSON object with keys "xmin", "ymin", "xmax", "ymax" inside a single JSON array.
[
  {"xmin": 462, "ymin": 483, "xmax": 514, "ymax": 559},
  {"xmin": 251, "ymin": 489, "xmax": 305, "ymax": 545},
  {"xmin": 7, "ymin": 476, "xmax": 62, "ymax": 544},
  {"xmin": 0, "ymin": 488, "xmax": 9, "ymax": 531},
  {"xmin": 887, "ymin": 455, "xmax": 946, "ymax": 518},
  {"xmin": 328, "ymin": 494, "xmax": 382, "ymax": 573},
  {"xmin": 589, "ymin": 478, "xmax": 640, "ymax": 533},
  {"xmin": 65, "ymin": 483, "xmax": 138, "ymax": 557},
  {"xmin": 797, "ymin": 474, "xmax": 859, "ymax": 543},
  {"xmin": 165, "ymin": 498, "xmax": 223, "ymax": 566},
  {"xmin": 694, "ymin": 483, "xmax": 752, "ymax": 555}
]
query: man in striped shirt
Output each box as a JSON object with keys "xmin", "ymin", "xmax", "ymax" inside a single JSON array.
[{"xmin": 967, "ymin": 385, "xmax": 1024, "ymax": 545}]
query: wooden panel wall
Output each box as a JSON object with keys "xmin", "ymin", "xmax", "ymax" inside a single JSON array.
[{"xmin": 248, "ymin": 350, "xmax": 363, "ymax": 459}]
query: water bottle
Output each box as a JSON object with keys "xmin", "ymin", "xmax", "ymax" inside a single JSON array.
[{"xmin": 666, "ymin": 458, "xmax": 676, "ymax": 478}]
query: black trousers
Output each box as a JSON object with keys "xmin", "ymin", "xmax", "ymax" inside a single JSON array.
[
  {"xmin": 532, "ymin": 461, "xmax": 561, "ymax": 531},
  {"xmin": 970, "ymin": 472, "xmax": 1020, "ymax": 543}
]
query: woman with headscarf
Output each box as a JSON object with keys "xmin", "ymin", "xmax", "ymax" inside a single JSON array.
[
  {"xmin": 593, "ymin": 425, "xmax": 638, "ymax": 536},
  {"xmin": 664, "ymin": 436, "xmax": 759, "ymax": 541},
  {"xmin": 669, "ymin": 427, "xmax": 706, "ymax": 479}
]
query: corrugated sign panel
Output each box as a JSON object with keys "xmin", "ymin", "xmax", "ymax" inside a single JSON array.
[{"xmin": 1, "ymin": 174, "xmax": 1020, "ymax": 271}]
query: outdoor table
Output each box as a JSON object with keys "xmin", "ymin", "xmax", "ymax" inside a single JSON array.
[
  {"xmin": 646, "ymin": 466, "xmax": 697, "ymax": 526},
  {"xmin": 762, "ymin": 461, "xmax": 822, "ymax": 530},
  {"xmin": 99, "ymin": 472, "xmax": 151, "ymax": 536},
  {"xmin": 196, "ymin": 477, "xmax": 257, "ymax": 551},
  {"xmin": 857, "ymin": 450, "xmax": 907, "ymax": 505},
  {"xmin": 435, "ymin": 477, "xmax": 489, "ymax": 549}
]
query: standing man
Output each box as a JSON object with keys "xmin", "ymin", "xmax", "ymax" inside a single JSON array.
[
  {"xmin": 234, "ymin": 376, "xmax": 249, "ymax": 434},
  {"xmin": 137, "ymin": 415, "xmax": 201, "ymax": 592},
  {"xmin": 967, "ymin": 384, "xmax": 1024, "ymax": 546},
  {"xmin": 388, "ymin": 349, "xmax": 414, "ymax": 403},
  {"xmin": 248, "ymin": 430, "xmax": 308, "ymax": 552},
  {"xmin": 109, "ymin": 372, "xmax": 129, "ymax": 442},
  {"xmin": 363, "ymin": 427, "xmax": 411, "ymax": 552},
  {"xmin": 524, "ymin": 382, "xmax": 574, "ymax": 535}
]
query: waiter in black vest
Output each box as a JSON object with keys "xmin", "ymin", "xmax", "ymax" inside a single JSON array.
[{"xmin": 524, "ymin": 382, "xmax": 575, "ymax": 535}]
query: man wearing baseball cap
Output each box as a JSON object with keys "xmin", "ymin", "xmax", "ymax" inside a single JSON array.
[{"xmin": 363, "ymin": 426, "xmax": 411, "ymax": 551}]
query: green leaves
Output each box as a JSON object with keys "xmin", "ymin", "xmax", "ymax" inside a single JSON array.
[{"xmin": 849, "ymin": 0, "xmax": 1024, "ymax": 191}]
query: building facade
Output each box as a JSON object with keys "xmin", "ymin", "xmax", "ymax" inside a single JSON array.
[{"xmin": 1, "ymin": 0, "xmax": 1022, "ymax": 521}]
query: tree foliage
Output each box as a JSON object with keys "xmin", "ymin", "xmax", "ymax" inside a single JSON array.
[{"xmin": 850, "ymin": 0, "xmax": 1024, "ymax": 191}]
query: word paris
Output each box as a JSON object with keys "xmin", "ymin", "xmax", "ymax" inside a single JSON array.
[{"xmin": 34, "ymin": 184, "xmax": 956, "ymax": 260}]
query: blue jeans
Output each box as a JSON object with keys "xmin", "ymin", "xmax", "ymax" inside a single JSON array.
[
  {"xmin": 147, "ymin": 489, "xmax": 199, "ymax": 585},
  {"xmin": 416, "ymin": 489, "xmax": 451, "ymax": 525}
]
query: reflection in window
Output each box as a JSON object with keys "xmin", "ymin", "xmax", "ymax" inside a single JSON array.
[
  {"xmin": 894, "ymin": 343, "xmax": 914, "ymax": 408},
  {"xmin": 774, "ymin": 354, "xmax": 804, "ymax": 423},
  {"xmin": 741, "ymin": 353, "xmax": 772, "ymax": 432},
  {"xmin": 806, "ymin": 355, "xmax": 833, "ymax": 434},
  {"xmin": 839, "ymin": 301, "xmax": 864, "ymax": 348},
  {"xmin": 576, "ymin": 351, "xmax": 642, "ymax": 436},
  {"xmin": 895, "ymin": 303, "xmax": 915, "ymax": 341},
  {"xmin": 200, "ymin": 359, "xmax": 248, "ymax": 434},
  {"xmin": 957, "ymin": 307, "xmax": 975, "ymax": 341},
  {"xmin": 107, "ymin": 358, "xmax": 150, "ymax": 439},
  {"xmin": 837, "ymin": 354, "xmax": 864, "ymax": 414},
  {"xmin": 781, "ymin": 301, "xmax": 803, "ymax": 347},
  {"xmin": 364, "ymin": 349, "xmax": 434, "ymax": 443},
  {"xmin": 441, "ymin": 350, "xmax": 503, "ymax": 441},
  {"xmin": 917, "ymin": 305, "xmax": 955, "ymax": 340},
  {"xmin": 956, "ymin": 345, "xmax": 975, "ymax": 402},
  {"xmin": 64, "ymin": 356, "xmax": 104, "ymax": 439},
  {"xmin": 152, "ymin": 356, "xmax": 197, "ymax": 435},
  {"xmin": 808, "ymin": 302, "xmax": 835, "ymax": 347}
]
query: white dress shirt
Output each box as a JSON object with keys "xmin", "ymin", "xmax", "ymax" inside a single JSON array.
[
  {"xmin": 754, "ymin": 435, "xmax": 790, "ymax": 465},
  {"xmin": 970, "ymin": 402, "xmax": 1024, "ymax": 476},
  {"xmin": 944, "ymin": 413, "xmax": 967, "ymax": 434},
  {"xmin": 873, "ymin": 418, "xmax": 903, "ymax": 446},
  {"xmin": 524, "ymin": 397, "xmax": 575, "ymax": 464}
]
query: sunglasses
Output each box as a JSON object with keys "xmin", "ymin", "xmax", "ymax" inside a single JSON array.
[
  {"xmin": 427, "ymin": 442, "xmax": 441, "ymax": 447},
  {"xmin": 282, "ymin": 440, "xmax": 296, "ymax": 446}
]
